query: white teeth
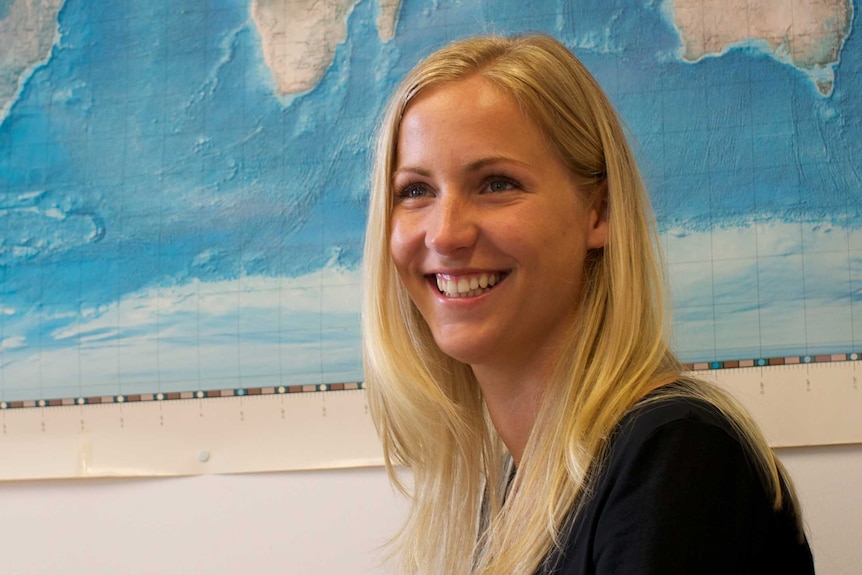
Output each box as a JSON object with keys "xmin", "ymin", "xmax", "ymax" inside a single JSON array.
[{"xmin": 435, "ymin": 272, "xmax": 505, "ymax": 296}]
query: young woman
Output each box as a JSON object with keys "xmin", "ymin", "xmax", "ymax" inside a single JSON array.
[{"xmin": 362, "ymin": 34, "xmax": 814, "ymax": 574}]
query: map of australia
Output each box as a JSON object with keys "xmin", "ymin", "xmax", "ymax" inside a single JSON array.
[{"xmin": 667, "ymin": 0, "xmax": 853, "ymax": 95}]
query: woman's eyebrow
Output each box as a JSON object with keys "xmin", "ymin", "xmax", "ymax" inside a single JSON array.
[
  {"xmin": 392, "ymin": 166, "xmax": 431, "ymax": 178},
  {"xmin": 464, "ymin": 156, "xmax": 529, "ymax": 171},
  {"xmin": 394, "ymin": 156, "xmax": 529, "ymax": 176}
]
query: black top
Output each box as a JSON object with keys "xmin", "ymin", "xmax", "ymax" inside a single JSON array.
[{"xmin": 540, "ymin": 395, "xmax": 815, "ymax": 574}]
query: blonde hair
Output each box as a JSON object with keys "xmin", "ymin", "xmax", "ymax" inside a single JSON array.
[{"xmin": 362, "ymin": 34, "xmax": 799, "ymax": 574}]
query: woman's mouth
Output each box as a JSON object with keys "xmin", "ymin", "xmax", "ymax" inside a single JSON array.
[{"xmin": 430, "ymin": 272, "xmax": 508, "ymax": 298}]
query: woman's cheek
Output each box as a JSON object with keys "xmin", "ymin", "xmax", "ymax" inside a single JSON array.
[{"xmin": 389, "ymin": 216, "xmax": 421, "ymax": 269}]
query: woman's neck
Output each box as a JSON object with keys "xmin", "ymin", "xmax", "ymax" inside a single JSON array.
[{"xmin": 472, "ymin": 358, "xmax": 554, "ymax": 466}]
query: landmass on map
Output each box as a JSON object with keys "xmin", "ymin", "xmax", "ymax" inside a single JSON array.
[
  {"xmin": 666, "ymin": 0, "xmax": 853, "ymax": 96},
  {"xmin": 0, "ymin": 0, "xmax": 66, "ymax": 122},
  {"xmin": 251, "ymin": 0, "xmax": 401, "ymax": 95}
]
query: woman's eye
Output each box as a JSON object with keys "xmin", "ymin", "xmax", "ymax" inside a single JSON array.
[
  {"xmin": 486, "ymin": 178, "xmax": 516, "ymax": 193},
  {"xmin": 397, "ymin": 184, "xmax": 429, "ymax": 199}
]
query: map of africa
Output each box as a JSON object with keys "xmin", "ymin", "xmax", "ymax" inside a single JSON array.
[{"xmin": 0, "ymin": 0, "xmax": 858, "ymax": 403}]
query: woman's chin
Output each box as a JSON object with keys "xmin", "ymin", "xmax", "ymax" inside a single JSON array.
[{"xmin": 432, "ymin": 337, "xmax": 498, "ymax": 368}]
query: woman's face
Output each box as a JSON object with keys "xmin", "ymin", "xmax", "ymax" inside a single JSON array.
[{"xmin": 389, "ymin": 75, "xmax": 607, "ymax": 374}]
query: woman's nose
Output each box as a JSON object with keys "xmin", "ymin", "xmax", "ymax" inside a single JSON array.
[{"xmin": 426, "ymin": 195, "xmax": 478, "ymax": 255}]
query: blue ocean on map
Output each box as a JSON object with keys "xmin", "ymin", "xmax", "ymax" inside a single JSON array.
[{"xmin": 0, "ymin": 0, "xmax": 859, "ymax": 401}]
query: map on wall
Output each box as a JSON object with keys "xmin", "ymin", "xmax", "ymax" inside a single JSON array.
[{"xmin": 0, "ymin": 0, "xmax": 858, "ymax": 405}]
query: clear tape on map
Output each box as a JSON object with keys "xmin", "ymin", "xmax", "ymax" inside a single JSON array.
[{"xmin": 0, "ymin": 387, "xmax": 383, "ymax": 481}]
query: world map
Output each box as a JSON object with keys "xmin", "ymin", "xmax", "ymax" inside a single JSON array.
[{"xmin": 0, "ymin": 0, "xmax": 858, "ymax": 403}]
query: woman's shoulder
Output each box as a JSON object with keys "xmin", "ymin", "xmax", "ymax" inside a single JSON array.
[
  {"xmin": 598, "ymin": 383, "xmax": 775, "ymax": 492},
  {"xmin": 598, "ymin": 384, "xmax": 755, "ymax": 488},
  {"xmin": 547, "ymin": 383, "xmax": 815, "ymax": 574},
  {"xmin": 615, "ymin": 383, "xmax": 738, "ymax": 445}
]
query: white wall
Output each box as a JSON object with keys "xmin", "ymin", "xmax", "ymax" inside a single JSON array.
[
  {"xmin": 779, "ymin": 444, "xmax": 862, "ymax": 575},
  {"xmin": 0, "ymin": 445, "xmax": 859, "ymax": 575},
  {"xmin": 0, "ymin": 468, "xmax": 407, "ymax": 575}
]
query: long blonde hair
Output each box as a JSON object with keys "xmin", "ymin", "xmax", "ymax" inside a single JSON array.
[{"xmin": 362, "ymin": 34, "xmax": 798, "ymax": 574}]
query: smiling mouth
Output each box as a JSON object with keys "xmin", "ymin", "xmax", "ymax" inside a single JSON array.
[{"xmin": 430, "ymin": 272, "xmax": 508, "ymax": 298}]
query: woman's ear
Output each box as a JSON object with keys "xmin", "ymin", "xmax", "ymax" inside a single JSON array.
[{"xmin": 586, "ymin": 181, "xmax": 609, "ymax": 249}]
